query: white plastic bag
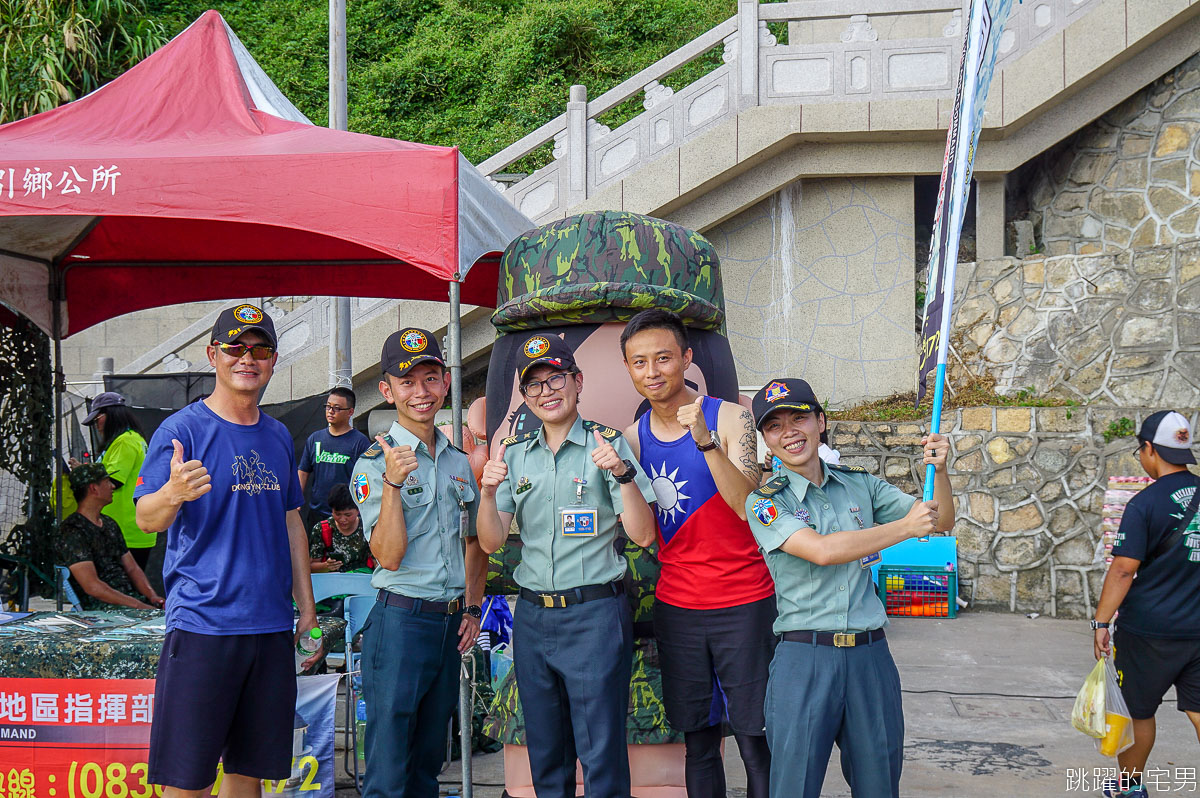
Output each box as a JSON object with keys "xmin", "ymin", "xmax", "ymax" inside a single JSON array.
[
  {"xmin": 1096, "ymin": 657, "xmax": 1134, "ymax": 757},
  {"xmin": 1072, "ymin": 658, "xmax": 1107, "ymax": 739}
]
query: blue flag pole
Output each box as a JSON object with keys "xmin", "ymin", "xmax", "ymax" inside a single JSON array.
[{"xmin": 921, "ymin": 0, "xmax": 1012, "ymax": 504}]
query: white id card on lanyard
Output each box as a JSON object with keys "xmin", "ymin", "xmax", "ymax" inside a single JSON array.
[{"xmin": 560, "ymin": 506, "xmax": 599, "ymax": 536}]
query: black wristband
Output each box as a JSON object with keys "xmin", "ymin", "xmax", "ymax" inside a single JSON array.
[{"xmin": 614, "ymin": 459, "xmax": 638, "ymax": 484}]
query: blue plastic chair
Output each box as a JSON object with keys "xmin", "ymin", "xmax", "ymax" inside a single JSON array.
[
  {"xmin": 55, "ymin": 566, "xmax": 83, "ymax": 611},
  {"xmin": 310, "ymin": 572, "xmax": 374, "ymax": 605},
  {"xmin": 343, "ymin": 593, "xmax": 376, "ymax": 792}
]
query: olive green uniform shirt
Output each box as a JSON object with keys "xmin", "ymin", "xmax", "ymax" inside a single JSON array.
[
  {"xmin": 351, "ymin": 421, "xmax": 477, "ymax": 602},
  {"xmin": 495, "ymin": 416, "xmax": 655, "ymax": 592},
  {"xmin": 745, "ymin": 462, "xmax": 916, "ymax": 635}
]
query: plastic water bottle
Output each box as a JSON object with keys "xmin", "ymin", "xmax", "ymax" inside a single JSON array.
[{"xmin": 296, "ymin": 628, "xmax": 322, "ymax": 673}]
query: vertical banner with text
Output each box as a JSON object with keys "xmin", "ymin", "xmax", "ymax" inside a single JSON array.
[
  {"xmin": 0, "ymin": 674, "xmax": 338, "ymax": 798},
  {"xmin": 916, "ymin": 0, "xmax": 1013, "ymax": 405}
]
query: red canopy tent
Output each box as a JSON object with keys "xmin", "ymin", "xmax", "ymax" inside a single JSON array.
[{"xmin": 0, "ymin": 9, "xmax": 530, "ymax": 338}]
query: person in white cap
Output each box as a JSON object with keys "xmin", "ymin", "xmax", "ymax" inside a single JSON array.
[{"xmin": 1093, "ymin": 410, "xmax": 1200, "ymax": 798}]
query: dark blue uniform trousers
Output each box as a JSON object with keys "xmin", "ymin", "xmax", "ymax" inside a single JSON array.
[
  {"xmin": 360, "ymin": 600, "xmax": 462, "ymax": 798},
  {"xmin": 764, "ymin": 636, "xmax": 904, "ymax": 798},
  {"xmin": 514, "ymin": 593, "xmax": 633, "ymax": 798}
]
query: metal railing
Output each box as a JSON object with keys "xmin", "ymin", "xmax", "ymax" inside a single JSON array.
[{"xmin": 479, "ymin": 0, "xmax": 1099, "ymax": 223}]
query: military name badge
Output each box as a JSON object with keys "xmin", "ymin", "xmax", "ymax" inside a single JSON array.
[
  {"xmin": 752, "ymin": 497, "xmax": 778, "ymax": 526},
  {"xmin": 404, "ymin": 473, "xmax": 423, "ymax": 495},
  {"xmin": 515, "ymin": 475, "xmax": 532, "ymax": 494},
  {"xmin": 352, "ymin": 473, "xmax": 370, "ymax": 504},
  {"xmin": 560, "ymin": 506, "xmax": 598, "ymax": 537}
]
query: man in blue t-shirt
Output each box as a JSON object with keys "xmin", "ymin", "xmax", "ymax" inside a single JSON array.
[
  {"xmin": 1093, "ymin": 410, "xmax": 1200, "ymax": 798},
  {"xmin": 298, "ymin": 386, "xmax": 371, "ymax": 530},
  {"xmin": 135, "ymin": 304, "xmax": 319, "ymax": 798}
]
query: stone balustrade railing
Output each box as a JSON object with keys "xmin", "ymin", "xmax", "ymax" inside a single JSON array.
[{"xmin": 479, "ymin": 0, "xmax": 1101, "ymax": 223}]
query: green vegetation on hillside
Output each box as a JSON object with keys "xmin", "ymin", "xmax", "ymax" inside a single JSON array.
[
  {"xmin": 144, "ymin": 0, "xmax": 736, "ymax": 167},
  {"xmin": 831, "ymin": 377, "xmax": 1078, "ymax": 423},
  {"xmin": 0, "ymin": 0, "xmax": 167, "ymax": 123}
]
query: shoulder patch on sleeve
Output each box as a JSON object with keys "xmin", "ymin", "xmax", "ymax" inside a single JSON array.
[
  {"xmin": 582, "ymin": 420, "xmax": 619, "ymax": 439},
  {"xmin": 753, "ymin": 475, "xmax": 789, "ymax": 497},
  {"xmin": 829, "ymin": 463, "xmax": 868, "ymax": 473},
  {"xmin": 500, "ymin": 430, "xmax": 539, "ymax": 446}
]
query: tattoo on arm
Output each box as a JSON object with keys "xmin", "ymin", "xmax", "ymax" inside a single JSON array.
[{"xmin": 736, "ymin": 410, "xmax": 762, "ymax": 481}]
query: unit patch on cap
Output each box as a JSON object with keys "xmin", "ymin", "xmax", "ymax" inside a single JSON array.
[
  {"xmin": 524, "ymin": 336, "xmax": 551, "ymax": 358},
  {"xmin": 352, "ymin": 473, "xmax": 370, "ymax": 504},
  {"xmin": 752, "ymin": 497, "xmax": 778, "ymax": 526},
  {"xmin": 400, "ymin": 329, "xmax": 428, "ymax": 353},
  {"xmin": 233, "ymin": 304, "xmax": 264, "ymax": 324},
  {"xmin": 764, "ymin": 381, "xmax": 790, "ymax": 403}
]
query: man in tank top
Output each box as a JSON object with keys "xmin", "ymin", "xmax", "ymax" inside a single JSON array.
[{"xmin": 620, "ymin": 309, "xmax": 774, "ymax": 798}]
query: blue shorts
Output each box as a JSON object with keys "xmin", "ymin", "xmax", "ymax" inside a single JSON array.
[{"xmin": 148, "ymin": 629, "xmax": 296, "ymax": 789}]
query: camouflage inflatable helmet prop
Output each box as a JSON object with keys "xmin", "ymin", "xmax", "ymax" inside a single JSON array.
[{"xmin": 493, "ymin": 211, "xmax": 725, "ymax": 334}]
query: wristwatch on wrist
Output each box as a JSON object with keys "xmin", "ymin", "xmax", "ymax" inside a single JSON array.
[
  {"xmin": 465, "ymin": 604, "xmax": 483, "ymax": 619},
  {"xmin": 696, "ymin": 431, "xmax": 720, "ymax": 452},
  {"xmin": 1090, "ymin": 620, "xmax": 1110, "ymax": 630},
  {"xmin": 614, "ymin": 459, "xmax": 639, "ymax": 484}
]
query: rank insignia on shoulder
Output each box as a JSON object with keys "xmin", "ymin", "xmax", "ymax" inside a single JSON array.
[
  {"xmin": 754, "ymin": 476, "xmax": 789, "ymax": 497},
  {"xmin": 830, "ymin": 463, "xmax": 867, "ymax": 473},
  {"xmin": 515, "ymin": 476, "xmax": 532, "ymax": 494},
  {"xmin": 361, "ymin": 440, "xmax": 387, "ymax": 459},
  {"xmin": 582, "ymin": 420, "xmax": 619, "ymax": 440},
  {"xmin": 751, "ymin": 497, "xmax": 778, "ymax": 526},
  {"xmin": 500, "ymin": 430, "xmax": 539, "ymax": 447}
]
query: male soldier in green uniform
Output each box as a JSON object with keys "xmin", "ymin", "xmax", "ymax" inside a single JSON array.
[
  {"xmin": 745, "ymin": 378, "xmax": 954, "ymax": 798},
  {"xmin": 350, "ymin": 327, "xmax": 485, "ymax": 798},
  {"xmin": 476, "ymin": 334, "xmax": 658, "ymax": 798}
]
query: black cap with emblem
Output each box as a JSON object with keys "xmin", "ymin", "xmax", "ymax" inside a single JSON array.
[
  {"xmin": 752, "ymin": 378, "xmax": 824, "ymax": 431},
  {"xmin": 518, "ymin": 334, "xmax": 577, "ymax": 383},
  {"xmin": 381, "ymin": 328, "xmax": 445, "ymax": 377},
  {"xmin": 211, "ymin": 304, "xmax": 277, "ymax": 347}
]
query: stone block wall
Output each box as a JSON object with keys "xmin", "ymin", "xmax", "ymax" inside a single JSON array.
[
  {"xmin": 1018, "ymin": 50, "xmax": 1200, "ymax": 256},
  {"xmin": 951, "ymin": 242, "xmax": 1200, "ymax": 404},
  {"xmin": 829, "ymin": 407, "xmax": 1192, "ymax": 619}
]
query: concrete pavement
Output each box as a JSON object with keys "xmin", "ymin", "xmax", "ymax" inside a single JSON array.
[{"xmin": 336, "ymin": 610, "xmax": 1199, "ymax": 797}]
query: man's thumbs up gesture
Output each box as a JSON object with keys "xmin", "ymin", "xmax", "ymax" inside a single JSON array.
[
  {"xmin": 376, "ymin": 435, "xmax": 419, "ymax": 486},
  {"xmin": 591, "ymin": 430, "xmax": 629, "ymax": 477},
  {"xmin": 677, "ymin": 396, "xmax": 711, "ymax": 445},
  {"xmin": 168, "ymin": 439, "xmax": 211, "ymax": 504}
]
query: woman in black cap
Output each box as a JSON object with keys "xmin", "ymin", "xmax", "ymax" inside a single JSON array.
[{"xmin": 82, "ymin": 392, "xmax": 153, "ymax": 568}]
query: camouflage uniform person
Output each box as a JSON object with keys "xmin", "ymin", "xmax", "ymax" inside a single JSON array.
[
  {"xmin": 476, "ymin": 334, "xmax": 658, "ymax": 798},
  {"xmin": 62, "ymin": 463, "xmax": 163, "ymax": 610}
]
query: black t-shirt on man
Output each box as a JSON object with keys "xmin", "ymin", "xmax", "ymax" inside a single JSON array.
[
  {"xmin": 1112, "ymin": 470, "xmax": 1200, "ymax": 639},
  {"xmin": 298, "ymin": 427, "xmax": 371, "ymax": 516}
]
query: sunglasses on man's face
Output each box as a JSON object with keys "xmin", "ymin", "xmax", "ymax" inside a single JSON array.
[{"xmin": 214, "ymin": 342, "xmax": 276, "ymax": 360}]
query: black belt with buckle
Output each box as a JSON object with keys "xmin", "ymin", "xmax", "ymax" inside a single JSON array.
[
  {"xmin": 519, "ymin": 581, "xmax": 624, "ymax": 609},
  {"xmin": 376, "ymin": 589, "xmax": 464, "ymax": 614},
  {"xmin": 781, "ymin": 629, "xmax": 886, "ymax": 648}
]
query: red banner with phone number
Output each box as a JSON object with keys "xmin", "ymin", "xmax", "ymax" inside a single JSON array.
[
  {"xmin": 0, "ymin": 678, "xmax": 159, "ymax": 797},
  {"xmin": 0, "ymin": 675, "xmax": 336, "ymax": 798}
]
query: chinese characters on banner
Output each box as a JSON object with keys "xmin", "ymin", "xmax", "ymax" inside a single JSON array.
[
  {"xmin": 0, "ymin": 675, "xmax": 339, "ymax": 798},
  {"xmin": 0, "ymin": 165, "xmax": 121, "ymax": 200}
]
